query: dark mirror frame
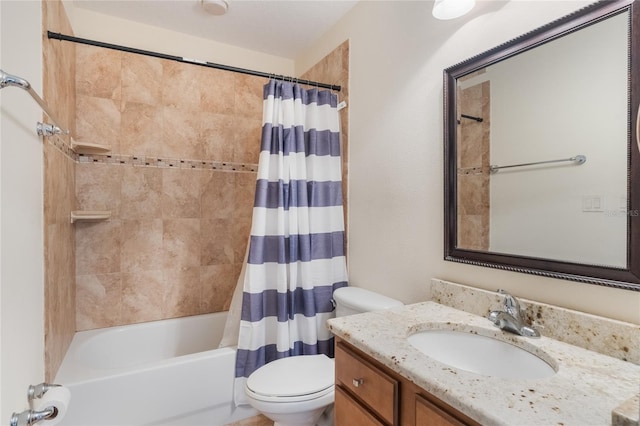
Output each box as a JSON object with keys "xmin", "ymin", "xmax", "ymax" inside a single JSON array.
[{"xmin": 444, "ymin": 0, "xmax": 640, "ymax": 291}]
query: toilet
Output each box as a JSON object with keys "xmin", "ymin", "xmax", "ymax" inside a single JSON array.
[{"xmin": 244, "ymin": 286, "xmax": 403, "ymax": 426}]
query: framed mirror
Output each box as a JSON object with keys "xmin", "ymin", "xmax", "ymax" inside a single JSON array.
[{"xmin": 444, "ymin": 0, "xmax": 640, "ymax": 291}]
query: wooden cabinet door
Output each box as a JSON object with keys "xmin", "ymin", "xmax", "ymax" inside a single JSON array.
[
  {"xmin": 335, "ymin": 385, "xmax": 385, "ymax": 426},
  {"xmin": 415, "ymin": 394, "xmax": 467, "ymax": 426}
]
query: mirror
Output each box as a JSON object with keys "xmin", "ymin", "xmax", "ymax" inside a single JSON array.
[{"xmin": 444, "ymin": 0, "xmax": 640, "ymax": 291}]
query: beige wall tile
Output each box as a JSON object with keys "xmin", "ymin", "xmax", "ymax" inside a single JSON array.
[
  {"xmin": 162, "ymin": 168, "xmax": 202, "ymax": 218},
  {"xmin": 76, "ymin": 273, "xmax": 122, "ymax": 330},
  {"xmin": 121, "ymin": 270, "xmax": 164, "ymax": 324},
  {"xmin": 120, "ymin": 102, "xmax": 163, "ymax": 156},
  {"xmin": 234, "ymin": 74, "xmax": 265, "ymax": 118},
  {"xmin": 76, "ymin": 44, "xmax": 122, "ymax": 100},
  {"xmin": 75, "ymin": 95, "xmax": 121, "ymax": 150},
  {"xmin": 201, "ymin": 218, "xmax": 235, "ymax": 265},
  {"xmin": 163, "ymin": 219, "xmax": 201, "ymax": 269},
  {"xmin": 163, "ymin": 267, "xmax": 201, "ymax": 317},
  {"xmin": 201, "ymin": 264, "xmax": 237, "ymax": 312},
  {"xmin": 76, "ymin": 220, "xmax": 122, "ymax": 275},
  {"xmin": 201, "ymin": 171, "xmax": 235, "ymax": 219},
  {"xmin": 161, "ymin": 61, "xmax": 201, "ymax": 111},
  {"xmin": 122, "ymin": 52, "xmax": 163, "ymax": 106},
  {"xmin": 121, "ymin": 219, "xmax": 163, "ymax": 273},
  {"xmin": 201, "ymin": 112, "xmax": 235, "ymax": 161},
  {"xmin": 233, "ymin": 116, "xmax": 262, "ymax": 163},
  {"xmin": 162, "ymin": 106, "xmax": 202, "ymax": 159},
  {"xmin": 201, "ymin": 67, "xmax": 236, "ymax": 115},
  {"xmin": 120, "ymin": 167, "xmax": 162, "ymax": 219},
  {"xmin": 75, "ymin": 163, "xmax": 122, "ymax": 217}
]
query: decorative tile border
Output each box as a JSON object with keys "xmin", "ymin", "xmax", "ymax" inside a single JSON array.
[
  {"xmin": 48, "ymin": 135, "xmax": 258, "ymax": 173},
  {"xmin": 49, "ymin": 134, "xmax": 76, "ymax": 159}
]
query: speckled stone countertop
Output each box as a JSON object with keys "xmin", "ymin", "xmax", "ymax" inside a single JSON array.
[{"xmin": 328, "ymin": 301, "xmax": 640, "ymax": 426}]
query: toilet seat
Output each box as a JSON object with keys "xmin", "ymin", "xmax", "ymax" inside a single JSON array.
[{"xmin": 245, "ymin": 354, "xmax": 335, "ymax": 403}]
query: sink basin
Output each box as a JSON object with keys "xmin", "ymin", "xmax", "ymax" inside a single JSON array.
[{"xmin": 407, "ymin": 330, "xmax": 556, "ymax": 380}]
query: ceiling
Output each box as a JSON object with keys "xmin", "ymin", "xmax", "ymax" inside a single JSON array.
[{"xmin": 71, "ymin": 0, "xmax": 359, "ymax": 59}]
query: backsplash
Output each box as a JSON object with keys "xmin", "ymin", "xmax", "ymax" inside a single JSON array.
[{"xmin": 428, "ymin": 279, "xmax": 640, "ymax": 364}]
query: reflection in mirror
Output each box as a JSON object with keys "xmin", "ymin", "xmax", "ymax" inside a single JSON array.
[
  {"xmin": 456, "ymin": 11, "xmax": 628, "ymax": 267},
  {"xmin": 444, "ymin": 0, "xmax": 640, "ymax": 290}
]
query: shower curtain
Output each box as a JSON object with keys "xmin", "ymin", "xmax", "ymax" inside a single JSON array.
[{"xmin": 234, "ymin": 79, "xmax": 348, "ymax": 404}]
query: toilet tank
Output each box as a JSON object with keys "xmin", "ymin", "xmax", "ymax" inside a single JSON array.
[{"xmin": 333, "ymin": 287, "xmax": 403, "ymax": 317}]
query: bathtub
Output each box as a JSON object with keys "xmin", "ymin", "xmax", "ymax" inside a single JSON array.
[{"xmin": 54, "ymin": 312, "xmax": 256, "ymax": 426}]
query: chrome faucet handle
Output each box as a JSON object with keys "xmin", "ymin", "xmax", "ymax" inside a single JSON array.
[{"xmin": 497, "ymin": 289, "xmax": 522, "ymax": 318}]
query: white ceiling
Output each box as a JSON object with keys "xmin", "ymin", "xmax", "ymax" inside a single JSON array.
[{"xmin": 72, "ymin": 0, "xmax": 359, "ymax": 59}]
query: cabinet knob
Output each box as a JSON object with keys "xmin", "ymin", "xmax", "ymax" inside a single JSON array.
[{"xmin": 352, "ymin": 378, "xmax": 364, "ymax": 387}]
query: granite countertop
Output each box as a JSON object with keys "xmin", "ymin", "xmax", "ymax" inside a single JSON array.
[{"xmin": 328, "ymin": 301, "xmax": 640, "ymax": 426}]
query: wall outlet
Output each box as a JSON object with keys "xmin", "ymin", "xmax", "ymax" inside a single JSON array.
[{"xmin": 582, "ymin": 195, "xmax": 604, "ymax": 212}]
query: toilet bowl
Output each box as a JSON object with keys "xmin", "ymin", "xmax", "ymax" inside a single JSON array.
[
  {"xmin": 244, "ymin": 287, "xmax": 403, "ymax": 426},
  {"xmin": 244, "ymin": 355, "xmax": 334, "ymax": 426}
]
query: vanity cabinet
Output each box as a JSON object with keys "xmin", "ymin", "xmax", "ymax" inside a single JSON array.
[{"xmin": 334, "ymin": 338, "xmax": 479, "ymax": 426}]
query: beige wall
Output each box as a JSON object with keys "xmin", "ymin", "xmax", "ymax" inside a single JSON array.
[
  {"xmin": 0, "ymin": 0, "xmax": 45, "ymax": 418},
  {"xmin": 296, "ymin": 1, "xmax": 640, "ymax": 324},
  {"xmin": 63, "ymin": 3, "xmax": 294, "ymax": 78}
]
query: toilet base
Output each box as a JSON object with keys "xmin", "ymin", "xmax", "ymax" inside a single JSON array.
[{"xmin": 266, "ymin": 403, "xmax": 333, "ymax": 426}]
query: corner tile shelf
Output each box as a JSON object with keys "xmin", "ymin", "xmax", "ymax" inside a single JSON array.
[
  {"xmin": 70, "ymin": 211, "xmax": 111, "ymax": 224},
  {"xmin": 71, "ymin": 140, "xmax": 110, "ymax": 154}
]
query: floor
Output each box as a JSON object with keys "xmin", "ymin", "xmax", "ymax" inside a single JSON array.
[{"xmin": 226, "ymin": 414, "xmax": 273, "ymax": 426}]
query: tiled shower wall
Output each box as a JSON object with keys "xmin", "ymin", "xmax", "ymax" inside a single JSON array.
[
  {"xmin": 43, "ymin": 0, "xmax": 77, "ymax": 381},
  {"xmin": 457, "ymin": 80, "xmax": 490, "ymax": 250},
  {"xmin": 74, "ymin": 41, "xmax": 350, "ymax": 331},
  {"xmin": 74, "ymin": 45, "xmax": 264, "ymax": 330}
]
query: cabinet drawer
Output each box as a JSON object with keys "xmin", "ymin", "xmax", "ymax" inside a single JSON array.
[
  {"xmin": 335, "ymin": 385, "xmax": 385, "ymax": 426},
  {"xmin": 335, "ymin": 342, "xmax": 398, "ymax": 425}
]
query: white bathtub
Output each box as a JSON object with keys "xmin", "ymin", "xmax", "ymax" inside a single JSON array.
[{"xmin": 54, "ymin": 312, "xmax": 256, "ymax": 426}]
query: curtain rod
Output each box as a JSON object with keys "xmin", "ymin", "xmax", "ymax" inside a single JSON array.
[{"xmin": 47, "ymin": 32, "xmax": 341, "ymax": 92}]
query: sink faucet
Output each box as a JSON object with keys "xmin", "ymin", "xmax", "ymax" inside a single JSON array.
[{"xmin": 488, "ymin": 289, "xmax": 540, "ymax": 338}]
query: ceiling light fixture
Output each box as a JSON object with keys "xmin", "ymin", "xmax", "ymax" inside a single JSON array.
[
  {"xmin": 432, "ymin": 0, "xmax": 476, "ymax": 20},
  {"xmin": 201, "ymin": 0, "xmax": 229, "ymax": 16}
]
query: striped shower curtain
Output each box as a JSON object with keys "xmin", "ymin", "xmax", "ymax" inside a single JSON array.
[{"xmin": 234, "ymin": 80, "xmax": 348, "ymax": 404}]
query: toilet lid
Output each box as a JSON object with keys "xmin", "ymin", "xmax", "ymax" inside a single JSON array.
[{"xmin": 246, "ymin": 354, "xmax": 335, "ymax": 398}]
